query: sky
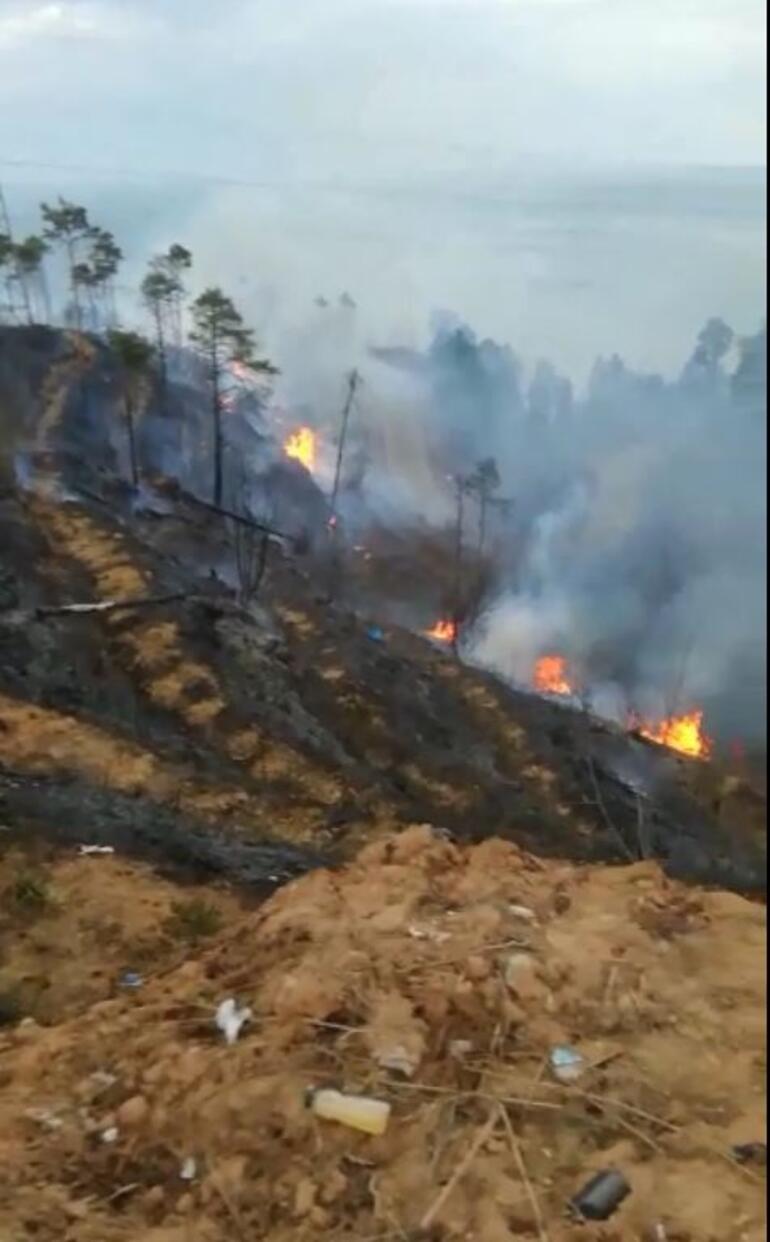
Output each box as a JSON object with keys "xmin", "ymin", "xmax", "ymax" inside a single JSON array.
[
  {"xmin": 0, "ymin": 0, "xmax": 765, "ymax": 176},
  {"xmin": 0, "ymin": 0, "xmax": 766, "ymax": 376}
]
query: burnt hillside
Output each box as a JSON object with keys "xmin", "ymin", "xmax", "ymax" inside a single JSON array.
[{"xmin": 0, "ymin": 327, "xmax": 764, "ymax": 899}]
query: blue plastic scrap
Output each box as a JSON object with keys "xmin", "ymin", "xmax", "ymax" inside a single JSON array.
[{"xmin": 119, "ymin": 971, "xmax": 144, "ymax": 990}]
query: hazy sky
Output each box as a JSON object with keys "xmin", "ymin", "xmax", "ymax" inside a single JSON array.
[
  {"xmin": 0, "ymin": 1, "xmax": 766, "ymax": 377},
  {"xmin": 0, "ymin": 0, "xmax": 765, "ymax": 179}
]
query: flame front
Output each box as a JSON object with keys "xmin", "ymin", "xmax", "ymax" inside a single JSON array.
[
  {"xmin": 533, "ymin": 654, "xmax": 573, "ymax": 696},
  {"xmin": 284, "ymin": 426, "xmax": 316, "ymax": 472},
  {"xmin": 634, "ymin": 710, "xmax": 711, "ymax": 760},
  {"xmin": 425, "ymin": 619, "xmax": 457, "ymax": 643}
]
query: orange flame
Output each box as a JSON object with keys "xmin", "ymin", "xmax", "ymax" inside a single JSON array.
[
  {"xmin": 284, "ymin": 426, "xmax": 316, "ymax": 471},
  {"xmin": 533, "ymin": 654, "xmax": 573, "ymax": 696},
  {"xmin": 633, "ymin": 710, "xmax": 711, "ymax": 760},
  {"xmin": 425, "ymin": 619, "xmax": 457, "ymax": 643}
]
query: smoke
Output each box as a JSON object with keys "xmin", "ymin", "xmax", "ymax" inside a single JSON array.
[
  {"xmin": 237, "ymin": 282, "xmax": 766, "ymax": 751},
  {"xmin": 270, "ymin": 304, "xmax": 763, "ymax": 748},
  {"xmin": 452, "ymin": 320, "xmax": 768, "ymax": 747}
]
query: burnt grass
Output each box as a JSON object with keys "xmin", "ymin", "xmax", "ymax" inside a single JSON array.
[{"xmin": 0, "ymin": 332, "xmax": 765, "ymax": 900}]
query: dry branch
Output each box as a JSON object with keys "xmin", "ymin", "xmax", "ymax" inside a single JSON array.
[{"xmin": 35, "ymin": 593, "xmax": 187, "ymax": 618}]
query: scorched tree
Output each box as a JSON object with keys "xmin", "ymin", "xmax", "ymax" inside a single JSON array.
[{"xmin": 189, "ymin": 287, "xmax": 276, "ymax": 506}]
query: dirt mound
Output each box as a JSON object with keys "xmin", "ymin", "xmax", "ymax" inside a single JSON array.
[{"xmin": 0, "ymin": 827, "xmax": 764, "ymax": 1241}]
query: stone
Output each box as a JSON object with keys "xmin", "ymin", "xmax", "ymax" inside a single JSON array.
[{"xmin": 116, "ymin": 1094, "xmax": 149, "ymax": 1128}]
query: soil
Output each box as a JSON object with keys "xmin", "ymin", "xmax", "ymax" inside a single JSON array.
[
  {"xmin": 0, "ymin": 327, "xmax": 766, "ymax": 1240},
  {"xmin": 0, "ymin": 826, "xmax": 765, "ymax": 1241}
]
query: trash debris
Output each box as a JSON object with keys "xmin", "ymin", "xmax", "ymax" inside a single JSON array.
[
  {"xmin": 77, "ymin": 844, "xmax": 116, "ymax": 856},
  {"xmin": 549, "ymin": 1045, "xmax": 586, "ymax": 1083},
  {"xmin": 375, "ymin": 1045, "xmax": 419, "ymax": 1078},
  {"xmin": 180, "ymin": 1157, "xmax": 198, "ymax": 1181},
  {"xmin": 308, "ymin": 1088, "xmax": 391, "ymax": 1136},
  {"xmin": 366, "ymin": 625, "xmax": 385, "ymax": 643},
  {"xmin": 449, "ymin": 1039, "xmax": 474, "ymax": 1059},
  {"xmin": 508, "ymin": 903, "xmax": 537, "ymax": 922},
  {"xmin": 569, "ymin": 1168, "xmax": 631, "ymax": 1221},
  {"xmin": 118, "ymin": 971, "xmax": 144, "ymax": 990},
  {"xmin": 407, "ymin": 923, "xmax": 451, "ymax": 944},
  {"xmin": 101, "ymin": 1126, "xmax": 119, "ymax": 1144},
  {"xmin": 732, "ymin": 1141, "xmax": 767, "ymax": 1166},
  {"xmin": 215, "ymin": 997, "xmax": 253, "ymax": 1045},
  {"xmin": 85, "ymin": 1070, "xmax": 118, "ymax": 1096},
  {"xmin": 25, "ymin": 1107, "xmax": 64, "ymax": 1132}
]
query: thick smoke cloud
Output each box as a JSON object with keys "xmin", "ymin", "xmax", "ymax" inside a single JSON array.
[{"xmin": 365, "ymin": 316, "xmax": 767, "ymax": 747}]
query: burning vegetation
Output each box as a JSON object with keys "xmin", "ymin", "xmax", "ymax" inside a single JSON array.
[
  {"xmin": 634, "ymin": 709, "xmax": 712, "ymax": 761},
  {"xmin": 283, "ymin": 426, "xmax": 317, "ymax": 472},
  {"xmin": 533, "ymin": 653, "xmax": 574, "ymax": 697},
  {"xmin": 424, "ymin": 618, "xmax": 457, "ymax": 643}
]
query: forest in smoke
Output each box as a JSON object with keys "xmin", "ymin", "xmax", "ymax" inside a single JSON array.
[
  {"xmin": 1, "ymin": 190, "xmax": 766, "ymax": 751},
  {"xmin": 367, "ymin": 313, "xmax": 767, "ymax": 749}
]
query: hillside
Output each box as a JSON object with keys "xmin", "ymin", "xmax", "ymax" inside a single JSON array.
[{"xmin": 0, "ymin": 326, "xmax": 766, "ymax": 1240}]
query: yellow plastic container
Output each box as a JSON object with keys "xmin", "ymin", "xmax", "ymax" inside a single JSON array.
[{"xmin": 310, "ymin": 1088, "xmax": 391, "ymax": 1136}]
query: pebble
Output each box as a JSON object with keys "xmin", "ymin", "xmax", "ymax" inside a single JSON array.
[
  {"xmin": 116, "ymin": 1095, "xmax": 149, "ymax": 1128},
  {"xmin": 293, "ymin": 1178, "xmax": 317, "ymax": 1217},
  {"xmin": 504, "ymin": 952, "xmax": 547, "ymax": 1002}
]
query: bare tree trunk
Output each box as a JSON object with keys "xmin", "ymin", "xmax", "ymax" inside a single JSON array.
[
  {"xmin": 153, "ymin": 303, "xmax": 167, "ymax": 399},
  {"xmin": 66, "ymin": 238, "xmax": 81, "ymax": 330},
  {"xmin": 124, "ymin": 392, "xmax": 139, "ymax": 487},
  {"xmin": 478, "ymin": 490, "xmax": 488, "ymax": 555},
  {"xmin": 211, "ymin": 339, "xmax": 223, "ymax": 507},
  {"xmin": 451, "ymin": 476, "xmax": 466, "ymax": 656}
]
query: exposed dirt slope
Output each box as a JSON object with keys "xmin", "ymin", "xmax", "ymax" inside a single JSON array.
[{"xmin": 0, "ymin": 827, "xmax": 765, "ymax": 1241}]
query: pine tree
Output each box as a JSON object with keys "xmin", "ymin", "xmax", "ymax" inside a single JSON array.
[
  {"xmin": 108, "ymin": 329, "xmax": 155, "ymax": 487},
  {"xmin": 189, "ymin": 287, "xmax": 276, "ymax": 506},
  {"xmin": 40, "ymin": 198, "xmax": 93, "ymax": 327}
]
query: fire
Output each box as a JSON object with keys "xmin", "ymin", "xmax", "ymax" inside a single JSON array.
[
  {"xmin": 633, "ymin": 710, "xmax": 711, "ymax": 760},
  {"xmin": 284, "ymin": 426, "xmax": 316, "ymax": 471},
  {"xmin": 425, "ymin": 619, "xmax": 457, "ymax": 643},
  {"xmin": 533, "ymin": 654, "xmax": 573, "ymax": 696}
]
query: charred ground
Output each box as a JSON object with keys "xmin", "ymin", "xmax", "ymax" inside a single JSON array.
[{"xmin": 0, "ymin": 326, "xmax": 764, "ymax": 900}]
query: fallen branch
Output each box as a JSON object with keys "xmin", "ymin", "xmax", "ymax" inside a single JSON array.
[
  {"xmin": 35, "ymin": 593, "xmax": 187, "ymax": 618},
  {"xmin": 498, "ymin": 1104, "xmax": 551, "ymax": 1242},
  {"xmin": 186, "ymin": 493, "xmax": 290, "ymax": 543}
]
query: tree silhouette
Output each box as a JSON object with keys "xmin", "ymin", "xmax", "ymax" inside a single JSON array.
[
  {"xmin": 0, "ymin": 233, "xmax": 17, "ymax": 320},
  {"xmin": 189, "ymin": 287, "xmax": 276, "ymax": 506},
  {"xmin": 141, "ymin": 245, "xmax": 192, "ymax": 388},
  {"xmin": 13, "ymin": 235, "xmax": 50, "ymax": 323},
  {"xmin": 88, "ymin": 229, "xmax": 123, "ymax": 326},
  {"xmin": 108, "ymin": 329, "xmax": 155, "ymax": 487},
  {"xmin": 40, "ymin": 197, "xmax": 93, "ymax": 327},
  {"xmin": 468, "ymin": 457, "xmax": 500, "ymax": 554}
]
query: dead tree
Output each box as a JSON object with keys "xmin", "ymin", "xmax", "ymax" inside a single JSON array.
[{"xmin": 325, "ymin": 368, "xmax": 360, "ymax": 604}]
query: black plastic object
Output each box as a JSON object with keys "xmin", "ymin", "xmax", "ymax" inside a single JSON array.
[
  {"xmin": 731, "ymin": 1142, "xmax": 767, "ymax": 1166},
  {"xmin": 569, "ymin": 1168, "xmax": 631, "ymax": 1221}
]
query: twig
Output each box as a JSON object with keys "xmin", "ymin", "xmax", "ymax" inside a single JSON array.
[
  {"xmin": 212, "ymin": 1181, "xmax": 249, "ymax": 1240},
  {"xmin": 105, "ymin": 1182, "xmax": 141, "ymax": 1205},
  {"xmin": 419, "ymin": 1107, "xmax": 498, "ymax": 1231},
  {"xmin": 498, "ymin": 1104, "xmax": 551, "ymax": 1242},
  {"xmin": 388, "ymin": 1080, "xmax": 562, "ymax": 1110}
]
